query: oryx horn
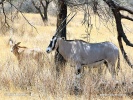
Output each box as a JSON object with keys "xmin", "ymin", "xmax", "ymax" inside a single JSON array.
[
  {"xmin": 55, "ymin": 13, "xmax": 72, "ymax": 36},
  {"xmin": 55, "ymin": 12, "xmax": 77, "ymax": 36}
]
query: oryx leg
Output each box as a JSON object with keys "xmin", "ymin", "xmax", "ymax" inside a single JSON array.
[
  {"xmin": 55, "ymin": 62, "xmax": 66, "ymax": 79},
  {"xmin": 98, "ymin": 65, "xmax": 104, "ymax": 78},
  {"xmin": 74, "ymin": 64, "xmax": 83, "ymax": 94},
  {"xmin": 107, "ymin": 62, "xmax": 116, "ymax": 80},
  {"xmin": 104, "ymin": 60, "xmax": 115, "ymax": 79},
  {"xmin": 55, "ymin": 53, "xmax": 66, "ymax": 78}
]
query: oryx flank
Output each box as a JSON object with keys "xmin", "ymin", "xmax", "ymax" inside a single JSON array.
[
  {"xmin": 46, "ymin": 36, "xmax": 120, "ymax": 80},
  {"xmin": 9, "ymin": 39, "xmax": 44, "ymax": 72}
]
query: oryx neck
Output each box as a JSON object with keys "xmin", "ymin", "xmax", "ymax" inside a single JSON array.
[{"xmin": 56, "ymin": 38, "xmax": 62, "ymax": 53}]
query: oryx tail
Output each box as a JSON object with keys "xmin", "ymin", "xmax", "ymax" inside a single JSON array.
[{"xmin": 116, "ymin": 52, "xmax": 120, "ymax": 75}]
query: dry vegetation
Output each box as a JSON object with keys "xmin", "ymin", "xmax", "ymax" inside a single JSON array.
[{"xmin": 0, "ymin": 11, "xmax": 133, "ymax": 100}]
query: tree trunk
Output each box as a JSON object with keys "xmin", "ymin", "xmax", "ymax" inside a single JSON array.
[
  {"xmin": 43, "ymin": 0, "xmax": 49, "ymax": 22},
  {"xmin": 56, "ymin": 0, "xmax": 67, "ymax": 38},
  {"xmin": 55, "ymin": 0, "xmax": 67, "ymax": 77},
  {"xmin": 43, "ymin": 6, "xmax": 48, "ymax": 22}
]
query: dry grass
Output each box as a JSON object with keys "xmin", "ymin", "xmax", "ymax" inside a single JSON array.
[{"xmin": 0, "ymin": 11, "xmax": 133, "ymax": 100}]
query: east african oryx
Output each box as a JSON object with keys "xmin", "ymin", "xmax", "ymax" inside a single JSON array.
[
  {"xmin": 46, "ymin": 13, "xmax": 120, "ymax": 93},
  {"xmin": 46, "ymin": 36, "xmax": 120, "ymax": 80},
  {"xmin": 9, "ymin": 38, "xmax": 44, "ymax": 72}
]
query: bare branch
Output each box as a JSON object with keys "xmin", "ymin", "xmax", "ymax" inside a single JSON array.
[
  {"xmin": 7, "ymin": 1, "xmax": 39, "ymax": 34},
  {"xmin": 118, "ymin": 36, "xmax": 133, "ymax": 67},
  {"xmin": 32, "ymin": 1, "xmax": 44, "ymax": 21},
  {"xmin": 32, "ymin": 0, "xmax": 51, "ymax": 22},
  {"xmin": 119, "ymin": 6, "xmax": 133, "ymax": 15},
  {"xmin": 121, "ymin": 32, "xmax": 133, "ymax": 47},
  {"xmin": 32, "ymin": 1, "xmax": 40, "ymax": 10},
  {"xmin": 1, "ymin": 1, "xmax": 10, "ymax": 28},
  {"xmin": 40, "ymin": 0, "xmax": 45, "ymax": 9},
  {"xmin": 121, "ymin": 14, "xmax": 133, "ymax": 22}
]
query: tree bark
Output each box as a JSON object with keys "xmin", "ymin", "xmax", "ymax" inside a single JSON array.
[
  {"xmin": 55, "ymin": 0, "xmax": 67, "ymax": 77},
  {"xmin": 56, "ymin": 0, "xmax": 67, "ymax": 38}
]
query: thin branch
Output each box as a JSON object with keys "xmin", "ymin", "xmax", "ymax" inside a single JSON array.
[
  {"xmin": 119, "ymin": 6, "xmax": 133, "ymax": 15},
  {"xmin": 32, "ymin": 1, "xmax": 40, "ymax": 10},
  {"xmin": 121, "ymin": 31, "xmax": 133, "ymax": 47},
  {"xmin": 1, "ymin": 2, "xmax": 10, "ymax": 28},
  {"xmin": 40, "ymin": 0, "xmax": 45, "ymax": 9},
  {"xmin": 7, "ymin": 1, "xmax": 39, "ymax": 34},
  {"xmin": 118, "ymin": 36, "xmax": 133, "ymax": 67},
  {"xmin": 32, "ymin": 1, "xmax": 44, "ymax": 21},
  {"xmin": 121, "ymin": 14, "xmax": 133, "ymax": 21},
  {"xmin": 7, "ymin": 0, "xmax": 25, "ymax": 22}
]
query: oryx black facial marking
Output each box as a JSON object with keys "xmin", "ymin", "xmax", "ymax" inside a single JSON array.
[
  {"xmin": 52, "ymin": 36, "xmax": 57, "ymax": 50},
  {"xmin": 46, "ymin": 36, "xmax": 57, "ymax": 53}
]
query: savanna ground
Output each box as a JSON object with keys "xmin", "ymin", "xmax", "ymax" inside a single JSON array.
[{"xmin": 0, "ymin": 11, "xmax": 133, "ymax": 100}]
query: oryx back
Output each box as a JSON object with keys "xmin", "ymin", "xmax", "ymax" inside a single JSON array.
[{"xmin": 57, "ymin": 40, "xmax": 118, "ymax": 66}]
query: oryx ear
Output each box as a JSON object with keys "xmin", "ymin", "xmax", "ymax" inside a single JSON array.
[
  {"xmin": 62, "ymin": 37, "xmax": 65, "ymax": 40},
  {"xmin": 16, "ymin": 42, "xmax": 21, "ymax": 46}
]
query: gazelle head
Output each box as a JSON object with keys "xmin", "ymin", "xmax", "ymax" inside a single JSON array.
[
  {"xmin": 46, "ymin": 36, "xmax": 58, "ymax": 53},
  {"xmin": 9, "ymin": 38, "xmax": 21, "ymax": 53}
]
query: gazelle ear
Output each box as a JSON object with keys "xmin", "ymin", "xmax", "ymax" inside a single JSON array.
[
  {"xmin": 62, "ymin": 37, "xmax": 65, "ymax": 40},
  {"xmin": 16, "ymin": 42, "xmax": 21, "ymax": 46},
  {"xmin": 9, "ymin": 38, "xmax": 13, "ymax": 46}
]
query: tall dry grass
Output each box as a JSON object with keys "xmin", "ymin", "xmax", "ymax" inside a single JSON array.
[{"xmin": 0, "ymin": 11, "xmax": 133, "ymax": 100}]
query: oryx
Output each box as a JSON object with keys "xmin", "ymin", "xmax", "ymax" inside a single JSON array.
[
  {"xmin": 46, "ymin": 13, "xmax": 120, "ymax": 93},
  {"xmin": 46, "ymin": 35, "xmax": 120, "ymax": 92},
  {"xmin": 46, "ymin": 36, "xmax": 120, "ymax": 80}
]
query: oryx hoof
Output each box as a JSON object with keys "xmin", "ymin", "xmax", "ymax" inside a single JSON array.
[{"xmin": 74, "ymin": 86, "xmax": 83, "ymax": 95}]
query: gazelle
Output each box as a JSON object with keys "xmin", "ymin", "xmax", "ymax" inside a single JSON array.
[{"xmin": 9, "ymin": 39, "xmax": 44, "ymax": 72}]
